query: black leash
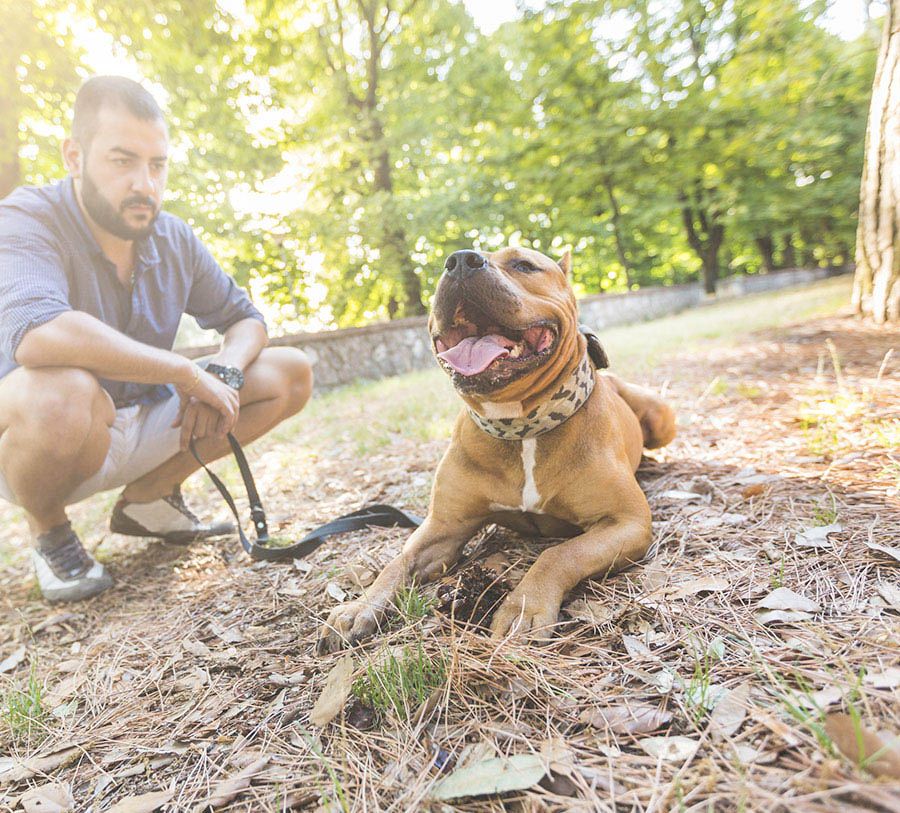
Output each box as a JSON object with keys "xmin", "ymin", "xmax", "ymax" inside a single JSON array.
[{"xmin": 189, "ymin": 434, "xmax": 423, "ymax": 561}]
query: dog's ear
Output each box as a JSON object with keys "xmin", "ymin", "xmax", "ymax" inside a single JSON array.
[
  {"xmin": 579, "ymin": 324, "xmax": 609, "ymax": 369},
  {"xmin": 558, "ymin": 250, "xmax": 572, "ymax": 276}
]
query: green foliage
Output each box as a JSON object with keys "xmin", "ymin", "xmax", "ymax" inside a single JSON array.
[
  {"xmin": 394, "ymin": 583, "xmax": 435, "ymax": 623},
  {"xmin": 352, "ymin": 642, "xmax": 446, "ymax": 721},
  {"xmin": 4, "ymin": 0, "xmax": 880, "ymax": 328},
  {"xmin": 3, "ymin": 666, "xmax": 45, "ymax": 742}
]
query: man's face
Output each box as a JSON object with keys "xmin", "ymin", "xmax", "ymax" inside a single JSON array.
[{"xmin": 68, "ymin": 105, "xmax": 169, "ymax": 241}]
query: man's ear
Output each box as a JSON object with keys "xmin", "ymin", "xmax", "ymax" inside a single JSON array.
[
  {"xmin": 558, "ymin": 249, "xmax": 572, "ymax": 276},
  {"xmin": 61, "ymin": 138, "xmax": 83, "ymax": 179}
]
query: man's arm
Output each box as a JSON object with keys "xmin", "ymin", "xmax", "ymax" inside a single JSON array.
[
  {"xmin": 15, "ymin": 311, "xmax": 241, "ymax": 434},
  {"xmin": 205, "ymin": 317, "xmax": 268, "ymax": 372},
  {"xmin": 16, "ymin": 310, "xmax": 197, "ymax": 386}
]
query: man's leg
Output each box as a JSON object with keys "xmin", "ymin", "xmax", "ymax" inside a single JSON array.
[
  {"xmin": 119, "ymin": 347, "xmax": 312, "ymax": 504},
  {"xmin": 0, "ymin": 367, "xmax": 116, "ymax": 601},
  {"xmin": 0, "ymin": 367, "xmax": 115, "ymax": 531}
]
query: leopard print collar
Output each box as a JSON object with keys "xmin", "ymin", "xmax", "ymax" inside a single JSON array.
[{"xmin": 467, "ymin": 353, "xmax": 595, "ymax": 441}]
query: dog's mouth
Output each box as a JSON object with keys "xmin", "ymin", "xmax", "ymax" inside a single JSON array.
[{"xmin": 433, "ymin": 307, "xmax": 558, "ymax": 388}]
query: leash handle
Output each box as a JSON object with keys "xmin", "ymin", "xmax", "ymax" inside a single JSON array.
[{"xmin": 189, "ymin": 434, "xmax": 423, "ymax": 561}]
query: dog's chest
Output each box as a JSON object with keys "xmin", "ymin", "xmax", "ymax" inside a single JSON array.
[{"xmin": 489, "ymin": 438, "xmax": 543, "ymax": 513}]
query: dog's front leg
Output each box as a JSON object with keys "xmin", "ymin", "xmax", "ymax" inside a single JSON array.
[
  {"xmin": 316, "ymin": 515, "xmax": 482, "ymax": 654},
  {"xmin": 490, "ymin": 507, "xmax": 652, "ymax": 642}
]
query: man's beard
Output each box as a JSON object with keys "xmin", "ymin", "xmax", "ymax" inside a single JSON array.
[{"xmin": 81, "ymin": 168, "xmax": 160, "ymax": 241}]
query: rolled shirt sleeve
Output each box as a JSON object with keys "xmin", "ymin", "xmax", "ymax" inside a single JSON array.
[
  {"xmin": 0, "ymin": 229, "xmax": 72, "ymax": 361},
  {"xmin": 185, "ymin": 231, "xmax": 266, "ymax": 334}
]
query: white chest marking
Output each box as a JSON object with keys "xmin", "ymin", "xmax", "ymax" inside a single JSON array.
[{"xmin": 520, "ymin": 438, "xmax": 542, "ymax": 512}]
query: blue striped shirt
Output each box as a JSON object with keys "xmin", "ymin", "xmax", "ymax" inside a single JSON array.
[{"xmin": 0, "ymin": 178, "xmax": 265, "ymax": 407}]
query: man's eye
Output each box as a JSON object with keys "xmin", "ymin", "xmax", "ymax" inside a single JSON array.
[
  {"xmin": 514, "ymin": 260, "xmax": 539, "ymax": 273},
  {"xmin": 113, "ymin": 158, "xmax": 131, "ymax": 167}
]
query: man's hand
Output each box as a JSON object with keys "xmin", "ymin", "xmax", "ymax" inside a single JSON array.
[{"xmin": 173, "ymin": 367, "xmax": 240, "ymax": 450}]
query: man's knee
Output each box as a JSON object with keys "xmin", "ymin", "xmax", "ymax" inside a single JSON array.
[
  {"xmin": 7, "ymin": 368, "xmax": 111, "ymax": 453},
  {"xmin": 263, "ymin": 347, "xmax": 313, "ymax": 415}
]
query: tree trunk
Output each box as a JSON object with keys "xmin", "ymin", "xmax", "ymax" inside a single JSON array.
[
  {"xmin": 603, "ymin": 177, "xmax": 631, "ymax": 286},
  {"xmin": 679, "ymin": 189, "xmax": 724, "ymax": 295},
  {"xmin": 361, "ymin": 9, "xmax": 424, "ymax": 318},
  {"xmin": 755, "ymin": 235, "xmax": 776, "ymax": 273},
  {"xmin": 853, "ymin": 0, "xmax": 900, "ymax": 323},
  {"xmin": 780, "ymin": 233, "xmax": 796, "ymax": 269}
]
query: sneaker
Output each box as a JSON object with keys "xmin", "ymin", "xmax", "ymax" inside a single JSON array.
[
  {"xmin": 110, "ymin": 487, "xmax": 235, "ymax": 544},
  {"xmin": 32, "ymin": 523, "xmax": 113, "ymax": 603}
]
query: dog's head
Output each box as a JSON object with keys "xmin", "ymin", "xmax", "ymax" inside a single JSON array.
[{"xmin": 429, "ymin": 246, "xmax": 584, "ymax": 405}]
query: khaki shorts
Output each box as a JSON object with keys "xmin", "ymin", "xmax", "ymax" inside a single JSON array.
[{"xmin": 0, "ymin": 394, "xmax": 183, "ymax": 507}]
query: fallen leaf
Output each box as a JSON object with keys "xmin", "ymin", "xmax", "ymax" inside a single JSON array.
[
  {"xmin": 19, "ymin": 782, "xmax": 74, "ymax": 812},
  {"xmin": 639, "ymin": 736, "xmax": 699, "ymax": 762},
  {"xmin": 325, "ymin": 582, "xmax": 347, "ymax": 602},
  {"xmin": 347, "ymin": 566, "xmax": 376, "ymax": 588},
  {"xmin": 863, "ymin": 667, "xmax": 900, "ymax": 689},
  {"xmin": 563, "ymin": 599, "xmax": 619, "ymax": 627},
  {"xmin": 824, "ymin": 713, "xmax": 900, "ymax": 779},
  {"xmin": 741, "ymin": 483, "xmax": 768, "ymax": 499},
  {"xmin": 622, "ymin": 635, "xmax": 654, "ymax": 659},
  {"xmin": 0, "ymin": 744, "xmax": 81, "ymax": 786},
  {"xmin": 709, "ymin": 683, "xmax": 750, "ymax": 739},
  {"xmin": 695, "ymin": 513, "xmax": 748, "ymax": 529},
  {"xmin": 0, "ymin": 645, "xmax": 26, "ymax": 673},
  {"xmin": 107, "ymin": 790, "xmax": 175, "ymax": 813},
  {"xmin": 182, "ymin": 639, "xmax": 212, "ymax": 658},
  {"xmin": 756, "ymin": 609, "xmax": 814, "ymax": 625},
  {"xmin": 794, "ymin": 523, "xmax": 842, "ymax": 548},
  {"xmin": 758, "ymin": 587, "xmax": 821, "ymax": 613},
  {"xmin": 665, "ymin": 577, "xmax": 730, "ymax": 599},
  {"xmin": 190, "ymin": 756, "xmax": 269, "ymax": 811},
  {"xmin": 208, "ymin": 621, "xmax": 243, "ymax": 644},
  {"xmin": 877, "ymin": 582, "xmax": 900, "ymax": 611},
  {"xmin": 756, "ymin": 710, "xmax": 800, "ymax": 747},
  {"xmin": 30, "ymin": 613, "xmax": 80, "ymax": 634},
  {"xmin": 309, "ymin": 655, "xmax": 354, "ymax": 727},
  {"xmin": 659, "ymin": 490, "xmax": 705, "ymax": 502},
  {"xmin": 800, "ymin": 686, "xmax": 843, "ymax": 709},
  {"xmin": 580, "ymin": 704, "xmax": 672, "ymax": 734},
  {"xmin": 430, "ymin": 753, "xmax": 548, "ymax": 801},
  {"xmin": 865, "ymin": 541, "xmax": 900, "ymax": 563}
]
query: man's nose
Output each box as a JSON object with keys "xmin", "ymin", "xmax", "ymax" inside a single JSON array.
[
  {"xmin": 444, "ymin": 250, "xmax": 486, "ymax": 278},
  {"xmin": 130, "ymin": 164, "xmax": 155, "ymax": 195}
]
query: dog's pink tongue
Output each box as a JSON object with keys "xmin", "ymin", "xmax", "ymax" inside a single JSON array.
[{"xmin": 438, "ymin": 335, "xmax": 513, "ymax": 376}]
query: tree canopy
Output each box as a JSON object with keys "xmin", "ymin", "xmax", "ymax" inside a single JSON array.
[{"xmin": 2, "ymin": 0, "xmax": 881, "ymax": 329}]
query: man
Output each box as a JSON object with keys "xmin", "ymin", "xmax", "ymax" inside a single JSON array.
[{"xmin": 0, "ymin": 76, "xmax": 313, "ymax": 603}]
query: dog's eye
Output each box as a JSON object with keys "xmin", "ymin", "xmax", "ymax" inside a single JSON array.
[{"xmin": 513, "ymin": 260, "xmax": 539, "ymax": 273}]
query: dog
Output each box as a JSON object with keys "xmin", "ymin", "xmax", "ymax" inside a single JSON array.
[{"xmin": 317, "ymin": 246, "xmax": 675, "ymax": 653}]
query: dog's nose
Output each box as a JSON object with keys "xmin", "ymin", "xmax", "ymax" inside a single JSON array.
[{"xmin": 444, "ymin": 250, "xmax": 486, "ymax": 277}]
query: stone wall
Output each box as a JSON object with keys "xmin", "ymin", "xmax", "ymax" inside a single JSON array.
[{"xmin": 179, "ymin": 267, "xmax": 846, "ymax": 389}]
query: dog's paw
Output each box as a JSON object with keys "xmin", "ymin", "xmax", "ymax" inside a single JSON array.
[
  {"xmin": 489, "ymin": 588, "xmax": 561, "ymax": 643},
  {"xmin": 316, "ymin": 600, "xmax": 383, "ymax": 656}
]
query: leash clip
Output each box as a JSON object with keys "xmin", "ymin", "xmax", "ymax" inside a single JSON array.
[{"xmin": 250, "ymin": 503, "xmax": 269, "ymax": 538}]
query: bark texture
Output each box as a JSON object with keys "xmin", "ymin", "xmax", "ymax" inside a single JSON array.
[{"xmin": 853, "ymin": 2, "xmax": 900, "ymax": 323}]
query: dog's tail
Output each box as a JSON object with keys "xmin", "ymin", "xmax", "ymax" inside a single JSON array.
[{"xmin": 603, "ymin": 373, "xmax": 676, "ymax": 450}]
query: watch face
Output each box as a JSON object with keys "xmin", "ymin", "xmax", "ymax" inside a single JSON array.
[{"xmin": 208, "ymin": 363, "xmax": 244, "ymax": 389}]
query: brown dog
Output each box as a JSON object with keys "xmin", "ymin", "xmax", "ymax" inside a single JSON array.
[{"xmin": 317, "ymin": 247, "xmax": 675, "ymax": 653}]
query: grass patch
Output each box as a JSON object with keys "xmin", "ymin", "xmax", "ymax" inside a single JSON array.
[
  {"xmin": 2, "ymin": 666, "xmax": 45, "ymax": 743},
  {"xmin": 394, "ymin": 583, "xmax": 435, "ymax": 624},
  {"xmin": 683, "ymin": 636, "xmax": 724, "ymax": 727},
  {"xmin": 352, "ymin": 642, "xmax": 447, "ymax": 721}
]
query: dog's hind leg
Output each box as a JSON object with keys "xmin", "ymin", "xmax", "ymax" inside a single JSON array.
[{"xmin": 603, "ymin": 372, "xmax": 676, "ymax": 449}]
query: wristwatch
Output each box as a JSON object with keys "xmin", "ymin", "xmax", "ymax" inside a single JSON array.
[{"xmin": 206, "ymin": 362, "xmax": 245, "ymax": 390}]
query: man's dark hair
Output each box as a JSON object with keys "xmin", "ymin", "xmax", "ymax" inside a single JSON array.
[{"xmin": 72, "ymin": 76, "xmax": 164, "ymax": 146}]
